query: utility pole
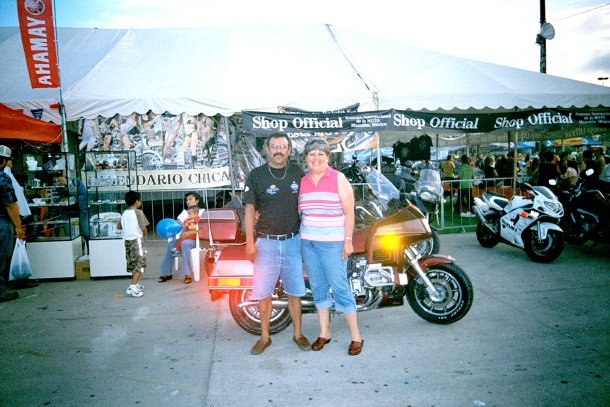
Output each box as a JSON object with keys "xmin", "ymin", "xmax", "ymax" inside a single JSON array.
[{"xmin": 536, "ymin": 0, "xmax": 554, "ymax": 74}]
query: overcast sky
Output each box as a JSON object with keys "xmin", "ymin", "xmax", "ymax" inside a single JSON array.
[{"xmin": 1, "ymin": 0, "xmax": 609, "ymax": 85}]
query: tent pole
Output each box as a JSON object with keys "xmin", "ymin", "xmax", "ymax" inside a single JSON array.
[
  {"xmin": 51, "ymin": 0, "xmax": 68, "ymax": 151},
  {"xmin": 223, "ymin": 115, "xmax": 236, "ymax": 196},
  {"xmin": 513, "ymin": 131, "xmax": 518, "ymax": 195},
  {"xmin": 436, "ymin": 133, "xmax": 441, "ymax": 169}
]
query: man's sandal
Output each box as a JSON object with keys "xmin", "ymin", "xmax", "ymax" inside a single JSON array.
[{"xmin": 184, "ymin": 275, "xmax": 192, "ymax": 284}]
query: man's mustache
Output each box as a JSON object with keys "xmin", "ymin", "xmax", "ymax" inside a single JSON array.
[{"xmin": 273, "ymin": 153, "xmax": 284, "ymax": 157}]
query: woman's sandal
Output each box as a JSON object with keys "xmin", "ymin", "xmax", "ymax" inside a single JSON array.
[
  {"xmin": 184, "ymin": 275, "xmax": 192, "ymax": 284},
  {"xmin": 158, "ymin": 275, "xmax": 173, "ymax": 283}
]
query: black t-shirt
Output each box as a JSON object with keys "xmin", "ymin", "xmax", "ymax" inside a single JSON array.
[
  {"xmin": 242, "ymin": 162, "xmax": 303, "ymax": 235},
  {"xmin": 537, "ymin": 162, "xmax": 558, "ymax": 187}
]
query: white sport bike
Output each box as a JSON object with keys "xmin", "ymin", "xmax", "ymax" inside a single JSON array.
[{"xmin": 472, "ymin": 182, "xmax": 564, "ymax": 263}]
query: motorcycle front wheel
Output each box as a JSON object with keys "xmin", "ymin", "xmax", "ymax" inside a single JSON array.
[
  {"xmin": 523, "ymin": 228, "xmax": 564, "ymax": 263},
  {"xmin": 413, "ymin": 228, "xmax": 441, "ymax": 256},
  {"xmin": 406, "ymin": 263, "xmax": 473, "ymax": 324},
  {"xmin": 228, "ymin": 290, "xmax": 293, "ymax": 336},
  {"xmin": 560, "ymin": 214, "xmax": 589, "ymax": 245}
]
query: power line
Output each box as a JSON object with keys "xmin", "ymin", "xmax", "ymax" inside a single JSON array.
[{"xmin": 556, "ymin": 2, "xmax": 610, "ymax": 21}]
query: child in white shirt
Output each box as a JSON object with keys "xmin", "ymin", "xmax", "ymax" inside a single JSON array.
[{"xmin": 119, "ymin": 191, "xmax": 149, "ymax": 297}]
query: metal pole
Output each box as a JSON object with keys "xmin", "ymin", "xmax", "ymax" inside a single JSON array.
[
  {"xmin": 539, "ymin": 0, "xmax": 547, "ymax": 73},
  {"xmin": 513, "ymin": 131, "xmax": 518, "ymax": 194},
  {"xmin": 52, "ymin": 0, "xmax": 68, "ymax": 151},
  {"xmin": 223, "ymin": 116, "xmax": 236, "ymax": 195}
]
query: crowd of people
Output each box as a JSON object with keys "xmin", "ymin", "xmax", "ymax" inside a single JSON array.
[
  {"xmin": 435, "ymin": 146, "xmax": 609, "ymax": 191},
  {"xmin": 397, "ymin": 146, "xmax": 609, "ymax": 217}
]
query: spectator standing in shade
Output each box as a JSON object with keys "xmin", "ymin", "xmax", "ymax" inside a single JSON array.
[
  {"xmin": 440, "ymin": 155, "xmax": 456, "ymax": 180},
  {"xmin": 0, "ymin": 145, "xmax": 23, "ymax": 302},
  {"xmin": 455, "ymin": 154, "xmax": 476, "ymax": 218}
]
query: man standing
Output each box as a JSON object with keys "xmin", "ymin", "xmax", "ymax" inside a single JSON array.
[
  {"xmin": 242, "ymin": 133, "xmax": 310, "ymax": 355},
  {"xmin": 5, "ymin": 157, "xmax": 37, "ymax": 290},
  {"xmin": 0, "ymin": 145, "xmax": 23, "ymax": 302},
  {"xmin": 441, "ymin": 154, "xmax": 456, "ymax": 180}
]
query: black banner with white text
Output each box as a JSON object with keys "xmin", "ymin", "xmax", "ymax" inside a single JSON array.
[{"xmin": 242, "ymin": 109, "xmax": 610, "ymax": 135}]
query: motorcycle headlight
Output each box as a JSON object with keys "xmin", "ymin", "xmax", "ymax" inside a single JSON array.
[
  {"xmin": 378, "ymin": 234, "xmax": 401, "ymax": 250},
  {"xmin": 419, "ymin": 191, "xmax": 439, "ymax": 203},
  {"xmin": 543, "ymin": 200, "xmax": 563, "ymax": 215}
]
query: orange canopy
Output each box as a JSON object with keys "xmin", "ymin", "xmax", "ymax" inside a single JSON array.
[{"xmin": 0, "ymin": 103, "xmax": 61, "ymax": 144}]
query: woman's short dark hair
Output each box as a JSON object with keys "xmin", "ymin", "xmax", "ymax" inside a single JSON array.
[{"xmin": 303, "ymin": 138, "xmax": 330, "ymax": 157}]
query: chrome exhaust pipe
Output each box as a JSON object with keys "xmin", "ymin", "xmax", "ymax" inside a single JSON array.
[
  {"xmin": 473, "ymin": 205, "xmax": 487, "ymax": 223},
  {"xmin": 473, "ymin": 205, "xmax": 496, "ymax": 233},
  {"xmin": 238, "ymin": 298, "xmax": 317, "ymax": 310}
]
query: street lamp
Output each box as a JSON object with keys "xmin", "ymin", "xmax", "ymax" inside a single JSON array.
[{"xmin": 598, "ymin": 77, "xmax": 609, "ymax": 86}]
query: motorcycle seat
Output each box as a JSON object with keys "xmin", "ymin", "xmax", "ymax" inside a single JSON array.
[{"xmin": 483, "ymin": 191, "xmax": 509, "ymax": 209}]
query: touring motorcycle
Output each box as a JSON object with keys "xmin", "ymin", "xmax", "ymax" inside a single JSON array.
[
  {"xmin": 472, "ymin": 182, "xmax": 564, "ymax": 263},
  {"xmin": 198, "ymin": 199, "xmax": 473, "ymax": 335},
  {"xmin": 341, "ymin": 156, "xmax": 440, "ymax": 256}
]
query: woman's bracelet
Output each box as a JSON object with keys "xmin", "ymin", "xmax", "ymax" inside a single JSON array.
[{"xmin": 345, "ymin": 237, "xmax": 352, "ymax": 240}]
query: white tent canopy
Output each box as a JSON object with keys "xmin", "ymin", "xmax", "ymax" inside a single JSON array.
[{"xmin": 1, "ymin": 25, "xmax": 609, "ymax": 123}]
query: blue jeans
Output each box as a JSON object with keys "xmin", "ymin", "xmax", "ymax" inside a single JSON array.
[
  {"xmin": 301, "ymin": 239, "xmax": 356, "ymax": 314},
  {"xmin": 0, "ymin": 218, "xmax": 15, "ymax": 294},
  {"xmin": 160, "ymin": 238, "xmax": 196, "ymax": 277},
  {"xmin": 251, "ymin": 235, "xmax": 305, "ymax": 300}
]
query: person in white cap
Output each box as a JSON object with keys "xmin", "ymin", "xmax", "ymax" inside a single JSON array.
[{"xmin": 0, "ymin": 145, "xmax": 23, "ymax": 302}]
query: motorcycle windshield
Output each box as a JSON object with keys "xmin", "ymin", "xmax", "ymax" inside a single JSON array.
[
  {"xmin": 365, "ymin": 169, "xmax": 400, "ymax": 209},
  {"xmin": 532, "ymin": 185, "xmax": 557, "ymax": 200},
  {"xmin": 414, "ymin": 169, "xmax": 443, "ymax": 196}
]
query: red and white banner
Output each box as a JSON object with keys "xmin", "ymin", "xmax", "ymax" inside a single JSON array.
[{"xmin": 17, "ymin": 0, "xmax": 59, "ymax": 88}]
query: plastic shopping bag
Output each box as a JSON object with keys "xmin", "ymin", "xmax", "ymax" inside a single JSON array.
[{"xmin": 9, "ymin": 239, "xmax": 32, "ymax": 281}]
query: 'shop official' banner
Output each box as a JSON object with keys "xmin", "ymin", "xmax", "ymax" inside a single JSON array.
[
  {"xmin": 242, "ymin": 108, "xmax": 610, "ymax": 135},
  {"xmin": 17, "ymin": 0, "xmax": 59, "ymax": 88}
]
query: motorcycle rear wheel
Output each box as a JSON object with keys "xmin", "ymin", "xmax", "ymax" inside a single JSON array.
[
  {"xmin": 476, "ymin": 221, "xmax": 500, "ymax": 248},
  {"xmin": 406, "ymin": 263, "xmax": 473, "ymax": 324},
  {"xmin": 523, "ymin": 228, "xmax": 564, "ymax": 263},
  {"xmin": 228, "ymin": 290, "xmax": 293, "ymax": 336}
]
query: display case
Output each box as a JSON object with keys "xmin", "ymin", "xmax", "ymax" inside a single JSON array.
[
  {"xmin": 21, "ymin": 152, "xmax": 83, "ymax": 279},
  {"xmin": 83, "ymin": 151, "xmax": 137, "ymax": 277}
]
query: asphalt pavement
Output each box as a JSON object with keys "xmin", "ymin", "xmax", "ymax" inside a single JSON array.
[{"xmin": 1, "ymin": 233, "xmax": 609, "ymax": 407}]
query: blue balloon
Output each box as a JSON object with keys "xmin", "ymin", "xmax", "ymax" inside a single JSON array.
[{"xmin": 156, "ymin": 218, "xmax": 183, "ymax": 238}]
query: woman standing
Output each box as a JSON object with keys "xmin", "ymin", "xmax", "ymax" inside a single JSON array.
[{"xmin": 299, "ymin": 139, "xmax": 363, "ymax": 356}]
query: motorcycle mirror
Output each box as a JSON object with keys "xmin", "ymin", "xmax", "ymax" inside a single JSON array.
[
  {"xmin": 549, "ymin": 179, "xmax": 557, "ymax": 186},
  {"xmin": 585, "ymin": 168, "xmax": 594, "ymax": 176}
]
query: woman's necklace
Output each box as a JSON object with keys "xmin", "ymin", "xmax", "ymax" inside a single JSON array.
[{"xmin": 268, "ymin": 163, "xmax": 288, "ymax": 180}]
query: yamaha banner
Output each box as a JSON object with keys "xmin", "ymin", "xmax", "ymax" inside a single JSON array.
[
  {"xmin": 17, "ymin": 0, "xmax": 59, "ymax": 88},
  {"xmin": 242, "ymin": 109, "xmax": 610, "ymax": 135}
]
